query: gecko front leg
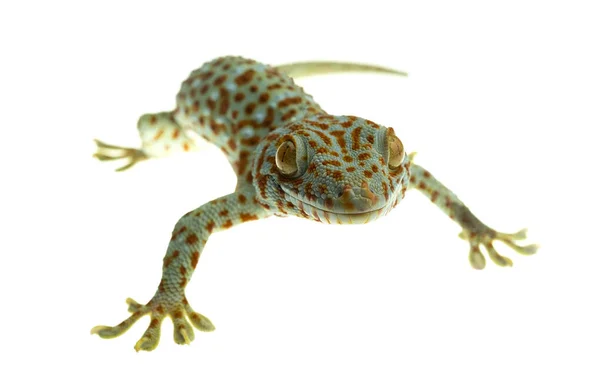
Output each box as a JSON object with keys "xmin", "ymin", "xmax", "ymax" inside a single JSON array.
[
  {"xmin": 408, "ymin": 159, "xmax": 538, "ymax": 269},
  {"xmin": 91, "ymin": 187, "xmax": 270, "ymax": 351}
]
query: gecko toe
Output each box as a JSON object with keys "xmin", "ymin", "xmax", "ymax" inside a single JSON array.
[
  {"xmin": 468, "ymin": 244, "xmax": 486, "ymax": 270},
  {"xmin": 483, "ymin": 242, "xmax": 514, "ymax": 267}
]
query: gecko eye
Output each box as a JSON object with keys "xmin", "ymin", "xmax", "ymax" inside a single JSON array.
[
  {"xmin": 275, "ymin": 140, "xmax": 298, "ymax": 176},
  {"xmin": 388, "ymin": 135, "xmax": 405, "ymax": 169}
]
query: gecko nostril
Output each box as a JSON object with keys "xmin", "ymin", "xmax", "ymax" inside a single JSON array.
[{"xmin": 337, "ymin": 185, "xmax": 352, "ymax": 198}]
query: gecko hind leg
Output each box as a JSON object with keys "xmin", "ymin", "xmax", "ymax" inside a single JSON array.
[{"xmin": 94, "ymin": 111, "xmax": 198, "ymax": 171}]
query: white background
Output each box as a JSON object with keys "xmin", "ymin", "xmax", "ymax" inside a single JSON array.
[{"xmin": 1, "ymin": 1, "xmax": 599, "ymax": 383}]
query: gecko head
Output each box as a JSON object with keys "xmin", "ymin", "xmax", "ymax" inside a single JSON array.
[{"xmin": 252, "ymin": 115, "xmax": 411, "ymax": 224}]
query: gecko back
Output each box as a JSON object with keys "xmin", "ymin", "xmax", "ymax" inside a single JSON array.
[{"xmin": 137, "ymin": 57, "xmax": 325, "ymax": 183}]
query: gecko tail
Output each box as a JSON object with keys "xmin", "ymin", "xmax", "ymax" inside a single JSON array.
[{"xmin": 275, "ymin": 61, "xmax": 407, "ymax": 78}]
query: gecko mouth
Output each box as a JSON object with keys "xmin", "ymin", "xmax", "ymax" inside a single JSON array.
[{"xmin": 281, "ymin": 187, "xmax": 392, "ymax": 224}]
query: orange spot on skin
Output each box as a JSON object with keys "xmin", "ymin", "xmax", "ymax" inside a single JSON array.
[
  {"xmin": 219, "ymin": 88, "xmax": 230, "ymax": 115},
  {"xmin": 240, "ymin": 213, "xmax": 259, "ymax": 222},
  {"xmin": 258, "ymin": 93, "xmax": 270, "ymax": 103},
  {"xmin": 358, "ymin": 153, "xmax": 371, "ymax": 161},
  {"xmin": 343, "ymin": 155, "xmax": 353, "ymax": 162},
  {"xmin": 322, "ymin": 160, "xmax": 342, "ymax": 167},
  {"xmin": 207, "ymin": 98, "xmax": 216, "ymax": 111},
  {"xmin": 191, "ymin": 100, "xmax": 200, "ymax": 113},
  {"xmin": 351, "ymin": 127, "xmax": 362, "ymax": 150},
  {"xmin": 341, "ymin": 120, "xmax": 353, "ymax": 128},
  {"xmin": 307, "ymin": 121, "xmax": 329, "ymax": 130},
  {"xmin": 365, "ymin": 119, "xmax": 379, "ymax": 129},
  {"xmin": 276, "ymin": 200, "xmax": 287, "ymax": 214},
  {"xmin": 222, "ymin": 220, "xmax": 233, "ymax": 229},
  {"xmin": 219, "ymin": 209, "xmax": 229, "ymax": 216},
  {"xmin": 431, "ymin": 190, "xmax": 439, "ymax": 202},
  {"xmin": 173, "ymin": 310, "xmax": 184, "ymax": 319},
  {"xmin": 183, "ymin": 142, "xmax": 190, "ymax": 152},
  {"xmin": 191, "ymin": 251, "xmax": 200, "ymax": 269},
  {"xmin": 206, "ymin": 221, "xmax": 215, "ymax": 234},
  {"xmin": 238, "ymin": 194, "xmax": 247, "ymax": 204},
  {"xmin": 329, "ymin": 170, "xmax": 343, "ymax": 180},
  {"xmin": 236, "ymin": 150, "xmax": 250, "ymax": 176},
  {"xmin": 346, "ymin": 167, "xmax": 356, "ymax": 172},
  {"xmin": 241, "ymin": 137, "xmax": 260, "ymax": 146},
  {"xmin": 186, "ymin": 233, "xmax": 199, "ymax": 245},
  {"xmin": 277, "ymin": 97, "xmax": 302, "ymax": 108},
  {"xmin": 210, "ymin": 120, "xmax": 226, "ymax": 134},
  {"xmin": 163, "ymin": 250, "xmax": 179, "ymax": 268},
  {"xmin": 330, "ymin": 131, "xmax": 347, "ymax": 152},
  {"xmin": 235, "ymin": 69, "xmax": 256, "ymax": 86},
  {"xmin": 153, "ymin": 130, "xmax": 164, "ymax": 141},
  {"xmin": 245, "ymin": 103, "xmax": 256, "ymax": 115},
  {"xmin": 364, "ymin": 170, "xmax": 373, "ymax": 178},
  {"xmin": 281, "ymin": 109, "xmax": 297, "ymax": 121},
  {"xmin": 227, "ymin": 138, "xmax": 237, "ymax": 151},
  {"xmin": 213, "ymin": 74, "xmax": 227, "ymax": 86},
  {"xmin": 171, "ymin": 226, "xmax": 187, "ymax": 240},
  {"xmin": 306, "ymin": 128, "xmax": 332, "ymax": 146},
  {"xmin": 263, "ymin": 106, "xmax": 275, "ymax": 127}
]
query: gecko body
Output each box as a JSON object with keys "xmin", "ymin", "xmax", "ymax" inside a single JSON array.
[{"xmin": 92, "ymin": 56, "xmax": 537, "ymax": 351}]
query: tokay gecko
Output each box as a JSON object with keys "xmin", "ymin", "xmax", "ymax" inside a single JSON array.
[{"xmin": 91, "ymin": 56, "xmax": 538, "ymax": 351}]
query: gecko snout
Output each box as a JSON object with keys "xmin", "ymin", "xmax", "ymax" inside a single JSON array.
[{"xmin": 333, "ymin": 182, "xmax": 381, "ymax": 213}]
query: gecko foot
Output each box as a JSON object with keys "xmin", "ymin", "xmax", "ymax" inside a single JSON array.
[
  {"xmin": 459, "ymin": 228, "xmax": 539, "ymax": 269},
  {"xmin": 91, "ymin": 296, "xmax": 214, "ymax": 351},
  {"xmin": 93, "ymin": 139, "xmax": 148, "ymax": 171}
]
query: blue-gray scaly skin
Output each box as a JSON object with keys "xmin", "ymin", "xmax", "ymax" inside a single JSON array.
[{"xmin": 92, "ymin": 56, "xmax": 538, "ymax": 352}]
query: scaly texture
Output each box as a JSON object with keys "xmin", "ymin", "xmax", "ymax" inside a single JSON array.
[{"xmin": 92, "ymin": 56, "xmax": 538, "ymax": 351}]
